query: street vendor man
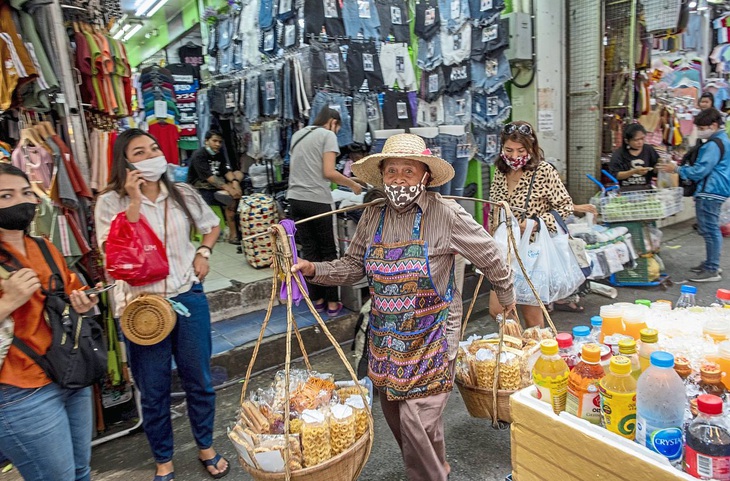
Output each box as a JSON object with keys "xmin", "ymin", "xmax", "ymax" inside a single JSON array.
[{"xmin": 292, "ymin": 134, "xmax": 516, "ymax": 481}]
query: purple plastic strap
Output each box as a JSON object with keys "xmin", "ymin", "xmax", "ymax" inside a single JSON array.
[{"xmin": 279, "ymin": 219, "xmax": 308, "ymax": 305}]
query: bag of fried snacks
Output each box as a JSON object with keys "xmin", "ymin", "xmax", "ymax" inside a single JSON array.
[
  {"xmin": 255, "ymin": 434, "xmax": 304, "ymax": 472},
  {"xmin": 468, "ymin": 339, "xmax": 497, "ymax": 355},
  {"xmin": 520, "ymin": 340, "xmax": 542, "ymax": 388},
  {"xmin": 301, "ymin": 409, "xmax": 331, "ymax": 467},
  {"xmin": 474, "ymin": 348, "xmax": 497, "ymax": 389},
  {"xmin": 522, "ymin": 326, "xmax": 555, "ymax": 342},
  {"xmin": 497, "ymin": 352, "xmax": 522, "ymax": 391},
  {"xmin": 240, "ymin": 400, "xmax": 271, "ymax": 434},
  {"xmin": 345, "ymin": 395, "xmax": 369, "ymax": 438},
  {"xmin": 228, "ymin": 421, "xmax": 259, "ymax": 469},
  {"xmin": 329, "ymin": 404, "xmax": 356, "ymax": 455},
  {"xmin": 272, "ymin": 370, "xmax": 310, "ymax": 412},
  {"xmin": 456, "ymin": 352, "xmax": 474, "ymax": 386}
]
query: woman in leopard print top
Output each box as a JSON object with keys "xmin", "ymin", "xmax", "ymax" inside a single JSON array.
[{"xmin": 488, "ymin": 121, "xmax": 573, "ymax": 328}]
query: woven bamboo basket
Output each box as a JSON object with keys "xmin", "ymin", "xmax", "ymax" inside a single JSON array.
[
  {"xmin": 236, "ymin": 222, "xmax": 373, "ymax": 481},
  {"xmin": 457, "ymin": 201, "xmax": 559, "ymax": 428}
]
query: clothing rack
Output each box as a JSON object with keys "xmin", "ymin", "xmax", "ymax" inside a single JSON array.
[{"xmin": 207, "ymin": 49, "xmax": 309, "ymax": 85}]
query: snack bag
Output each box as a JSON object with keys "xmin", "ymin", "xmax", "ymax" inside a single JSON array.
[
  {"xmin": 345, "ymin": 396, "xmax": 369, "ymax": 439},
  {"xmin": 301, "ymin": 409, "xmax": 331, "ymax": 467},
  {"xmin": 498, "ymin": 352, "xmax": 522, "ymax": 391},
  {"xmin": 329, "ymin": 404, "xmax": 356, "ymax": 455},
  {"xmin": 474, "ymin": 348, "xmax": 497, "ymax": 389}
]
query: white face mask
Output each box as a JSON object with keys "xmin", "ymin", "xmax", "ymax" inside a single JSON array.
[
  {"xmin": 132, "ymin": 155, "xmax": 168, "ymax": 181},
  {"xmin": 383, "ymin": 173, "xmax": 428, "ymax": 209},
  {"xmin": 697, "ymin": 129, "xmax": 715, "ymax": 140}
]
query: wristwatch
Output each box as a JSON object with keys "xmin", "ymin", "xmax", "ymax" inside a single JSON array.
[{"xmin": 196, "ymin": 246, "xmax": 212, "ymax": 259}]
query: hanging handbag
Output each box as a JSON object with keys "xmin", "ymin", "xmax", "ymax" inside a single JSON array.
[{"xmin": 550, "ymin": 210, "xmax": 592, "ymax": 278}]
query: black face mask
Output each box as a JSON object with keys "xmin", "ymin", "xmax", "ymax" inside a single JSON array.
[{"xmin": 0, "ymin": 202, "xmax": 37, "ymax": 231}]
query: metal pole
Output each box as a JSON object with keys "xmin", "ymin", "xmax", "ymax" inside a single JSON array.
[
  {"xmin": 627, "ymin": 0, "xmax": 637, "ymax": 121},
  {"xmin": 48, "ymin": 0, "xmax": 91, "ymax": 183}
]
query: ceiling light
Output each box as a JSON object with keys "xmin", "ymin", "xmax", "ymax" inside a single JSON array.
[
  {"xmin": 135, "ymin": 0, "xmax": 157, "ymax": 16},
  {"xmin": 112, "ymin": 23, "xmax": 131, "ymax": 40},
  {"xmin": 144, "ymin": 0, "xmax": 169, "ymax": 17},
  {"xmin": 689, "ymin": 1, "xmax": 697, "ymax": 8},
  {"xmin": 123, "ymin": 23, "xmax": 144, "ymax": 41}
]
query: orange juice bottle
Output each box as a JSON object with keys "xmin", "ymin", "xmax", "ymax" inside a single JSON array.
[
  {"xmin": 533, "ymin": 340, "xmax": 570, "ymax": 414},
  {"xmin": 600, "ymin": 305, "xmax": 624, "ymax": 338},
  {"xmin": 566, "ymin": 344, "xmax": 605, "ymax": 425},
  {"xmin": 714, "ymin": 341, "xmax": 730, "ymax": 390},
  {"xmin": 622, "ymin": 307, "xmax": 648, "ymax": 340}
]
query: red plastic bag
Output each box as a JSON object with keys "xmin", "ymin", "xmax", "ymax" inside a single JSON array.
[{"xmin": 105, "ymin": 213, "xmax": 169, "ymax": 286}]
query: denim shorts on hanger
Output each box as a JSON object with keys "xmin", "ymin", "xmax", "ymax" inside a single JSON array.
[
  {"xmin": 259, "ymin": 67, "xmax": 281, "ymax": 117},
  {"xmin": 471, "ymin": 52, "xmax": 512, "ymax": 94},
  {"xmin": 417, "ymin": 97, "xmax": 445, "ymax": 127},
  {"xmin": 261, "ymin": 120, "xmax": 281, "ymax": 160},
  {"xmin": 245, "ymin": 74, "xmax": 260, "ymax": 121},
  {"xmin": 417, "ymin": 36, "xmax": 443, "ymax": 70},
  {"xmin": 443, "ymin": 91, "xmax": 472, "ymax": 126},
  {"xmin": 419, "ymin": 67, "xmax": 446, "ymax": 103},
  {"xmin": 310, "ymin": 40, "xmax": 351, "ymax": 93},
  {"xmin": 259, "ymin": 0, "xmax": 276, "ymax": 30},
  {"xmin": 304, "ymin": 0, "xmax": 346, "ymax": 39},
  {"xmin": 468, "ymin": 0, "xmax": 505, "ymax": 27},
  {"xmin": 309, "ymin": 91, "xmax": 353, "ymax": 147},
  {"xmin": 383, "ymin": 90, "xmax": 415, "ymax": 130},
  {"xmin": 472, "ymin": 86, "xmax": 511, "ymax": 128},
  {"xmin": 443, "ymin": 61, "xmax": 471, "ymax": 94},
  {"xmin": 473, "ymin": 123, "xmax": 502, "ymax": 164},
  {"xmin": 438, "ymin": 0, "xmax": 470, "ymax": 34},
  {"xmin": 375, "ymin": 0, "xmax": 410, "ymax": 42},
  {"xmin": 347, "ymin": 41, "xmax": 385, "ymax": 91},
  {"xmin": 414, "ymin": 0, "xmax": 440, "ymax": 40},
  {"xmin": 342, "ymin": 0, "xmax": 381, "ymax": 40},
  {"xmin": 440, "ymin": 23, "xmax": 472, "ymax": 66},
  {"xmin": 380, "ymin": 42, "xmax": 416, "ymax": 91}
]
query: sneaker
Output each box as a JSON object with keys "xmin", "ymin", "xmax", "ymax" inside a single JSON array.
[
  {"xmin": 690, "ymin": 264, "xmax": 723, "ymax": 274},
  {"xmin": 689, "ymin": 270, "xmax": 723, "ymax": 283}
]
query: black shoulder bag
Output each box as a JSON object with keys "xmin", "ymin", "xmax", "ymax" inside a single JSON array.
[
  {"xmin": 10, "ymin": 238, "xmax": 107, "ymax": 389},
  {"xmin": 681, "ymin": 138, "xmax": 725, "ymax": 197}
]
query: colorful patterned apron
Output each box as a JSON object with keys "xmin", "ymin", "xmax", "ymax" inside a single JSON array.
[{"xmin": 364, "ymin": 207, "xmax": 454, "ymax": 401}]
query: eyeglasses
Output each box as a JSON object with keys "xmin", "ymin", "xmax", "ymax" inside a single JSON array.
[{"xmin": 503, "ymin": 123, "xmax": 533, "ymax": 136}]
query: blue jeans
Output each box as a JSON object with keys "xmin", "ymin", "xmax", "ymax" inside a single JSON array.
[
  {"xmin": 127, "ymin": 284, "xmax": 216, "ymax": 463},
  {"xmin": 417, "ymin": 36, "xmax": 443, "ymax": 70},
  {"xmin": 473, "ymin": 123, "xmax": 501, "ymax": 164},
  {"xmin": 372, "ymin": 137, "xmax": 387, "ymax": 153},
  {"xmin": 468, "ymin": 0, "xmax": 504, "ymax": 26},
  {"xmin": 437, "ymin": 133, "xmax": 470, "ymax": 196},
  {"xmin": 443, "ymin": 91, "xmax": 472, "ymax": 126},
  {"xmin": 438, "ymin": 0, "xmax": 469, "ymax": 33},
  {"xmin": 261, "ymin": 120, "xmax": 281, "ymax": 160},
  {"xmin": 197, "ymin": 90, "xmax": 211, "ymax": 145},
  {"xmin": 259, "ymin": 0, "xmax": 275, "ymax": 29},
  {"xmin": 472, "ymin": 86, "xmax": 511, "ymax": 128},
  {"xmin": 342, "ymin": 0, "xmax": 381, "ymax": 40},
  {"xmin": 696, "ymin": 197, "xmax": 724, "ymax": 272},
  {"xmin": 310, "ymin": 92, "xmax": 353, "ymax": 147},
  {"xmin": 471, "ymin": 52, "xmax": 512, "ymax": 94},
  {"xmin": 259, "ymin": 68, "xmax": 281, "ymax": 118},
  {"xmin": 283, "ymin": 61, "xmax": 294, "ymax": 121},
  {"xmin": 0, "ymin": 383, "xmax": 92, "ymax": 481},
  {"xmin": 245, "ymin": 74, "xmax": 260, "ymax": 120}
]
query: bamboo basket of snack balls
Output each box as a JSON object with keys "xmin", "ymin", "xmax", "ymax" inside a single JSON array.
[
  {"xmin": 229, "ymin": 222, "xmax": 373, "ymax": 481},
  {"xmin": 455, "ymin": 201, "xmax": 559, "ymax": 427}
]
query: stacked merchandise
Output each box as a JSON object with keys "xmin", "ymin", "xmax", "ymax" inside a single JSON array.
[
  {"xmin": 167, "ymin": 63, "xmax": 200, "ymax": 152},
  {"xmin": 138, "ymin": 65, "xmax": 181, "ymax": 164},
  {"xmin": 566, "ymin": 217, "xmax": 642, "ymax": 281}
]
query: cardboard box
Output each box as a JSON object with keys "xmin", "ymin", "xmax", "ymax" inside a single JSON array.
[{"xmin": 510, "ymin": 387, "xmax": 693, "ymax": 481}]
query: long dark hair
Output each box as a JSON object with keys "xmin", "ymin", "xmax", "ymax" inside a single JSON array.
[
  {"xmin": 105, "ymin": 129, "xmax": 194, "ymax": 221},
  {"xmin": 0, "ymin": 164, "xmax": 34, "ymax": 250},
  {"xmin": 496, "ymin": 121, "xmax": 544, "ymax": 174}
]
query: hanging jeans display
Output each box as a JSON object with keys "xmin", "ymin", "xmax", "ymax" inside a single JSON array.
[
  {"xmin": 414, "ymin": 0, "xmax": 440, "ymax": 40},
  {"xmin": 468, "ymin": 0, "xmax": 505, "ymax": 27},
  {"xmin": 310, "ymin": 40, "xmax": 351, "ymax": 93},
  {"xmin": 310, "ymin": 91, "xmax": 353, "ymax": 147},
  {"xmin": 383, "ymin": 90, "xmax": 414, "ymax": 130},
  {"xmin": 245, "ymin": 74, "xmax": 260, "ymax": 121},
  {"xmin": 472, "ymin": 86, "xmax": 511, "ymax": 128},
  {"xmin": 375, "ymin": 0, "xmax": 410, "ymax": 42},
  {"xmin": 304, "ymin": 0, "xmax": 346, "ymax": 39},
  {"xmin": 417, "ymin": 35, "xmax": 443, "ymax": 70},
  {"xmin": 346, "ymin": 41, "xmax": 385, "ymax": 91},
  {"xmin": 261, "ymin": 120, "xmax": 281, "ymax": 159},
  {"xmin": 438, "ymin": 0, "xmax": 470, "ymax": 34},
  {"xmin": 380, "ymin": 42, "xmax": 416, "ymax": 90},
  {"xmin": 342, "ymin": 0, "xmax": 381, "ymax": 40},
  {"xmin": 417, "ymin": 97, "xmax": 445, "ymax": 127},
  {"xmin": 437, "ymin": 133, "xmax": 470, "ymax": 196},
  {"xmin": 259, "ymin": 66, "xmax": 281, "ymax": 118},
  {"xmin": 473, "ymin": 123, "xmax": 502, "ymax": 164},
  {"xmin": 419, "ymin": 67, "xmax": 446, "ymax": 102},
  {"xmin": 352, "ymin": 92, "xmax": 383, "ymax": 143},
  {"xmin": 443, "ymin": 91, "xmax": 472, "ymax": 126},
  {"xmin": 471, "ymin": 52, "xmax": 512, "ymax": 94}
]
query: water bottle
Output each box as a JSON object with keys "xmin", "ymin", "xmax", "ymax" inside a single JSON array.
[
  {"xmin": 572, "ymin": 326, "xmax": 591, "ymax": 349},
  {"xmin": 589, "ymin": 316, "xmax": 603, "ymax": 344},
  {"xmin": 676, "ymin": 285, "xmax": 697, "ymax": 309},
  {"xmin": 635, "ymin": 352, "xmax": 686, "ymax": 467}
]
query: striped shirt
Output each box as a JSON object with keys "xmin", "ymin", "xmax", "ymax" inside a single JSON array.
[
  {"xmin": 312, "ymin": 191, "xmax": 515, "ymax": 359},
  {"xmin": 95, "ymin": 183, "xmax": 219, "ymax": 316}
]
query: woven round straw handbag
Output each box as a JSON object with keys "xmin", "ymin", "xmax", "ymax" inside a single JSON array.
[{"xmin": 120, "ymin": 294, "xmax": 176, "ymax": 346}]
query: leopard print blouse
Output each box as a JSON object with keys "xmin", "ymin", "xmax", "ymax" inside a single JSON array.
[{"xmin": 488, "ymin": 161, "xmax": 574, "ymax": 235}]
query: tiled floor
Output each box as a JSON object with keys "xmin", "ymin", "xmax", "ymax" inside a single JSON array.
[
  {"xmin": 210, "ymin": 302, "xmax": 352, "ymax": 355},
  {"xmin": 201, "ymin": 241, "xmax": 272, "ymax": 293}
]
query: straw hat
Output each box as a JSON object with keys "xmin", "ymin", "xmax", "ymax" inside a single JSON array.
[
  {"xmin": 352, "ymin": 134, "xmax": 455, "ymax": 187},
  {"xmin": 120, "ymin": 294, "xmax": 176, "ymax": 345}
]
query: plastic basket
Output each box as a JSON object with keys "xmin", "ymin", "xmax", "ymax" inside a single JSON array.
[
  {"xmin": 606, "ymin": 221, "xmax": 655, "ymax": 255},
  {"xmin": 613, "ymin": 255, "xmax": 661, "ymax": 284},
  {"xmin": 598, "ymin": 187, "xmax": 683, "ymax": 222}
]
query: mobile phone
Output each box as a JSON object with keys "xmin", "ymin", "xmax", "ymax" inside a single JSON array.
[
  {"xmin": 126, "ymin": 161, "xmax": 138, "ymax": 171},
  {"xmin": 83, "ymin": 284, "xmax": 116, "ymax": 296}
]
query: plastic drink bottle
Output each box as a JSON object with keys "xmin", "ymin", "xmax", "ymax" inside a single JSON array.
[
  {"xmin": 677, "ymin": 285, "xmax": 698, "ymax": 309},
  {"xmin": 600, "ymin": 305, "xmax": 624, "ymax": 339},
  {"xmin": 684, "ymin": 394, "xmax": 730, "ymax": 480},
  {"xmin": 638, "ymin": 328, "xmax": 659, "ymax": 373},
  {"xmin": 556, "ymin": 333, "xmax": 578, "ymax": 371},
  {"xmin": 618, "ymin": 339, "xmax": 642, "ymax": 380},
  {"xmin": 622, "ymin": 306, "xmax": 648, "ymax": 340},
  {"xmin": 566, "ymin": 344, "xmax": 605, "ymax": 425},
  {"xmin": 600, "ymin": 356, "xmax": 637, "ymax": 439},
  {"xmin": 572, "ymin": 326, "xmax": 591, "ymax": 349},
  {"xmin": 533, "ymin": 339, "xmax": 570, "ymax": 415},
  {"xmin": 708, "ymin": 341, "xmax": 730, "ymax": 390},
  {"xmin": 589, "ymin": 316, "xmax": 603, "ymax": 344},
  {"xmin": 703, "ymin": 318, "xmax": 730, "ymax": 343},
  {"xmin": 635, "ymin": 352, "xmax": 686, "ymax": 467}
]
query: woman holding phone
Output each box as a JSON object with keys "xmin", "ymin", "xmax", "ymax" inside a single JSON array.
[{"xmin": 608, "ymin": 123, "xmax": 659, "ymax": 191}]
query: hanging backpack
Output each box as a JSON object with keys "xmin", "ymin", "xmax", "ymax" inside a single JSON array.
[
  {"xmin": 5, "ymin": 238, "xmax": 107, "ymax": 389},
  {"xmin": 680, "ymin": 138, "xmax": 724, "ymax": 197}
]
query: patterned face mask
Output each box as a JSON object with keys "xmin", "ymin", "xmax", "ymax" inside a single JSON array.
[
  {"xmin": 500, "ymin": 152, "xmax": 531, "ymax": 170},
  {"xmin": 384, "ymin": 173, "xmax": 428, "ymax": 208}
]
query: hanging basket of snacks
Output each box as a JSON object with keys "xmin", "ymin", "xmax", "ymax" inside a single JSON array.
[
  {"xmin": 229, "ymin": 221, "xmax": 374, "ymax": 481},
  {"xmin": 454, "ymin": 201, "xmax": 559, "ymax": 427}
]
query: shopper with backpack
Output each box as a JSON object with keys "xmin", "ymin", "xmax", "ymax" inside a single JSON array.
[
  {"xmin": 660, "ymin": 108, "xmax": 730, "ymax": 282},
  {"xmin": 0, "ymin": 164, "xmax": 101, "ymax": 481}
]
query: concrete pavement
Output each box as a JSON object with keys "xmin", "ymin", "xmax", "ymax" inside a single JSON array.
[{"xmin": 2, "ymin": 219, "xmax": 728, "ymax": 481}]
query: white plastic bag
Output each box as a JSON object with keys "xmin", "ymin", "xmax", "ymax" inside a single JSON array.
[
  {"xmin": 493, "ymin": 208, "xmax": 521, "ymax": 262},
  {"xmin": 550, "ymin": 218, "xmax": 587, "ymax": 299},
  {"xmin": 513, "ymin": 219, "xmax": 550, "ymax": 305}
]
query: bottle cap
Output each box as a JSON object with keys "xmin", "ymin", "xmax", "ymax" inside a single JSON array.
[
  {"xmin": 556, "ymin": 333, "xmax": 573, "ymax": 349},
  {"xmin": 600, "ymin": 305, "xmax": 622, "ymax": 318},
  {"xmin": 639, "ymin": 328, "xmax": 659, "ymax": 343},
  {"xmin": 590, "ymin": 316, "xmax": 603, "ymax": 327},
  {"xmin": 582, "ymin": 344, "xmax": 601, "ymax": 363},
  {"xmin": 697, "ymin": 394, "xmax": 724, "ymax": 416},
  {"xmin": 635, "ymin": 299, "xmax": 652, "ymax": 307},
  {"xmin": 609, "ymin": 356, "xmax": 632, "ymax": 375},
  {"xmin": 717, "ymin": 289, "xmax": 730, "ymax": 301},
  {"xmin": 650, "ymin": 351, "xmax": 675, "ymax": 368},
  {"xmin": 540, "ymin": 339, "xmax": 559, "ymax": 356},
  {"xmin": 681, "ymin": 285, "xmax": 698, "ymax": 295},
  {"xmin": 572, "ymin": 326, "xmax": 591, "ymax": 338},
  {"xmin": 618, "ymin": 339, "xmax": 637, "ymax": 355}
]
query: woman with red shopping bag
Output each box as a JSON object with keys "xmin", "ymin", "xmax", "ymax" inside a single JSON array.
[{"xmin": 95, "ymin": 129, "xmax": 230, "ymax": 480}]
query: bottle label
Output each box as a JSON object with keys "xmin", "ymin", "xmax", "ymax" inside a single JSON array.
[
  {"xmin": 685, "ymin": 445, "xmax": 730, "ymax": 480},
  {"xmin": 566, "ymin": 385, "xmax": 602, "ymax": 425},
  {"xmin": 599, "ymin": 385, "xmax": 636, "ymax": 439},
  {"xmin": 635, "ymin": 415, "xmax": 683, "ymax": 462},
  {"xmin": 533, "ymin": 371, "xmax": 569, "ymax": 414}
]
